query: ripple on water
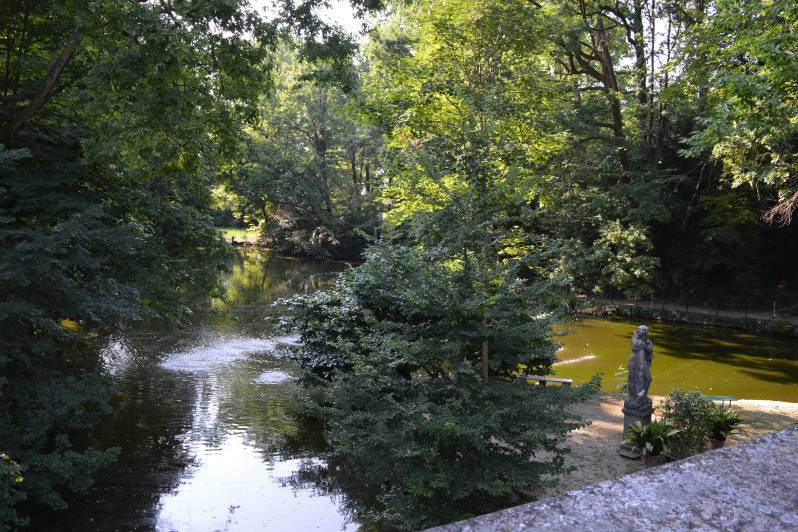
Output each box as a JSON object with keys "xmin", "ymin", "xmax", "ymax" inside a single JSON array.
[
  {"xmin": 160, "ymin": 335, "xmax": 297, "ymax": 372},
  {"xmin": 554, "ymin": 354, "xmax": 597, "ymax": 366},
  {"xmin": 254, "ymin": 370, "xmax": 293, "ymax": 384},
  {"xmin": 100, "ymin": 338, "xmax": 137, "ymax": 375}
]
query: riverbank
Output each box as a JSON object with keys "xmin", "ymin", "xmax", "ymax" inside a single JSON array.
[
  {"xmin": 536, "ymin": 394, "xmax": 798, "ymax": 499},
  {"xmin": 578, "ymin": 299, "xmax": 798, "ymax": 337},
  {"xmin": 221, "ymin": 229, "xmax": 363, "ymax": 265}
]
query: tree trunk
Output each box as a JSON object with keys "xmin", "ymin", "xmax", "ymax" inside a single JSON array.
[
  {"xmin": 1, "ymin": 30, "xmax": 83, "ymax": 144},
  {"xmin": 631, "ymin": 0, "xmax": 648, "ymax": 132},
  {"xmin": 595, "ymin": 17, "xmax": 629, "ymax": 173},
  {"xmin": 481, "ymin": 316, "xmax": 489, "ymax": 379}
]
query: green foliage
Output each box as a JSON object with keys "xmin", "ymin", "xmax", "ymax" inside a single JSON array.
[
  {"xmin": 0, "ymin": 0, "xmax": 282, "ymax": 524},
  {"xmin": 706, "ymin": 404, "xmax": 744, "ymax": 441},
  {"xmin": 281, "ymin": 243, "xmax": 600, "ymax": 528},
  {"xmin": 659, "ymin": 389, "xmax": 713, "ymax": 458},
  {"xmin": 591, "ymin": 220, "xmax": 659, "ymax": 298},
  {"xmin": 763, "ymin": 316, "xmax": 796, "ymax": 336},
  {"xmin": 325, "ymin": 371, "xmax": 598, "ymax": 529},
  {"xmin": 684, "ymin": 0, "xmax": 798, "ymax": 225},
  {"xmin": 0, "ymin": 453, "xmax": 25, "ymax": 528},
  {"xmin": 222, "ymin": 45, "xmax": 382, "ymax": 259},
  {"xmin": 281, "ymin": 9, "xmax": 612, "ymax": 515},
  {"xmin": 0, "ymin": 0, "xmax": 386, "ymax": 520},
  {"xmin": 623, "ymin": 421, "xmax": 680, "ymax": 457},
  {"xmin": 283, "ymin": 243, "xmax": 565, "ymax": 381},
  {"xmin": 281, "ymin": 7, "xmax": 608, "ymax": 519},
  {"xmin": 3, "ymin": 0, "xmax": 798, "ymax": 525},
  {"xmin": 363, "ymin": 0, "xmax": 666, "ymax": 301},
  {"xmin": 614, "ymin": 365, "xmax": 629, "ymax": 393}
]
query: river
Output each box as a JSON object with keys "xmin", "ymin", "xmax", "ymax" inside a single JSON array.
[{"xmin": 32, "ymin": 249, "xmax": 797, "ymax": 531}]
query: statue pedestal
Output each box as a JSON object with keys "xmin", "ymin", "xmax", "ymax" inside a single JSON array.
[{"xmin": 619, "ymin": 396, "xmax": 653, "ymax": 459}]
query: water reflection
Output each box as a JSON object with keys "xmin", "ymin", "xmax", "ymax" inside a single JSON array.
[
  {"xmin": 157, "ymin": 434, "xmax": 357, "ymax": 532},
  {"xmin": 159, "ymin": 336, "xmax": 295, "ymax": 372},
  {"xmin": 31, "ymin": 250, "xmax": 351, "ymax": 531}
]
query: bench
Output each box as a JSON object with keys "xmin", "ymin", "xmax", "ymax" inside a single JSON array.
[
  {"xmin": 517, "ymin": 375, "xmax": 573, "ymax": 387},
  {"xmin": 703, "ymin": 395, "xmax": 736, "ymax": 408}
]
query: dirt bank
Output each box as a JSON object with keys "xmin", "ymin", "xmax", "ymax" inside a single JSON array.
[
  {"xmin": 535, "ymin": 394, "xmax": 798, "ymax": 498},
  {"xmin": 578, "ymin": 299, "xmax": 798, "ymax": 337}
]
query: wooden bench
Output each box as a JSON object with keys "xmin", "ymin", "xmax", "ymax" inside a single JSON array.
[
  {"xmin": 703, "ymin": 395, "xmax": 736, "ymax": 408},
  {"xmin": 517, "ymin": 375, "xmax": 573, "ymax": 387}
]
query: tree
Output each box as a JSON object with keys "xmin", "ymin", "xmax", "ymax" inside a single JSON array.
[
  {"xmin": 222, "ymin": 46, "xmax": 383, "ymax": 259},
  {"xmin": 0, "ymin": 0, "xmax": 393, "ymax": 522},
  {"xmin": 0, "ymin": 0, "xmax": 308, "ymax": 525},
  {"xmin": 279, "ymin": 2, "xmax": 600, "ymax": 528},
  {"xmin": 281, "ymin": 242, "xmax": 598, "ymax": 529},
  {"xmin": 683, "ymin": 0, "xmax": 798, "ymax": 225}
]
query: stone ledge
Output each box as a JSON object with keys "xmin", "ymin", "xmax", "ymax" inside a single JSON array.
[{"xmin": 429, "ymin": 427, "xmax": 798, "ymax": 531}]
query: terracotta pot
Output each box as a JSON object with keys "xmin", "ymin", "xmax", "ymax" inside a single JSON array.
[
  {"xmin": 709, "ymin": 438, "xmax": 726, "ymax": 450},
  {"xmin": 643, "ymin": 454, "xmax": 661, "ymax": 467}
]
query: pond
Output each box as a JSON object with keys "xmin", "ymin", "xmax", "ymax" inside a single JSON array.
[
  {"xmin": 31, "ymin": 249, "xmax": 798, "ymax": 531},
  {"xmin": 555, "ymin": 318, "xmax": 798, "ymax": 401}
]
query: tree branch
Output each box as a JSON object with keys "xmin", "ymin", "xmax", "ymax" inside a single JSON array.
[
  {"xmin": 0, "ymin": 30, "xmax": 83, "ymax": 144},
  {"xmin": 763, "ymin": 189, "xmax": 798, "ymax": 226}
]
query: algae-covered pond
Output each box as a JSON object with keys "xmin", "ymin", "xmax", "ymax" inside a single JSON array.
[
  {"xmin": 30, "ymin": 249, "xmax": 798, "ymax": 530},
  {"xmin": 555, "ymin": 319, "xmax": 798, "ymax": 401}
]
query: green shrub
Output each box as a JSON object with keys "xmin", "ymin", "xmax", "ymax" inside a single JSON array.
[
  {"xmin": 763, "ymin": 317, "xmax": 794, "ymax": 336},
  {"xmin": 280, "ymin": 244, "xmax": 600, "ymax": 529},
  {"xmin": 623, "ymin": 421, "xmax": 679, "ymax": 456},
  {"xmin": 1, "ymin": 453, "xmax": 26, "ymax": 528},
  {"xmin": 659, "ymin": 389, "xmax": 713, "ymax": 457},
  {"xmin": 707, "ymin": 404, "xmax": 744, "ymax": 441}
]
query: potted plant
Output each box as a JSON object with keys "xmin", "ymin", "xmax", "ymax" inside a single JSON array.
[
  {"xmin": 624, "ymin": 421, "xmax": 680, "ymax": 466},
  {"xmin": 706, "ymin": 404, "xmax": 744, "ymax": 449}
]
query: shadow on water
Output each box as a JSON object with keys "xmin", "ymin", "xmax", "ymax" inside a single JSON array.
[{"xmin": 556, "ymin": 318, "xmax": 798, "ymax": 400}]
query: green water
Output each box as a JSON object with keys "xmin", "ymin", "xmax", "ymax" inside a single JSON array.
[{"xmin": 555, "ymin": 318, "xmax": 798, "ymax": 401}]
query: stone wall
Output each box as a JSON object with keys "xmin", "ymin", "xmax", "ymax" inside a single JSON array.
[{"xmin": 429, "ymin": 427, "xmax": 798, "ymax": 531}]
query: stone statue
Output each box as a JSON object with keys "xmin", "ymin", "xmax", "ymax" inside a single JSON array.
[
  {"xmin": 619, "ymin": 325, "xmax": 655, "ymax": 458},
  {"xmin": 627, "ymin": 325, "xmax": 654, "ymax": 403}
]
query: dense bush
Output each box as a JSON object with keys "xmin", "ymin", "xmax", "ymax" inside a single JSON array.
[
  {"xmin": 659, "ymin": 389, "xmax": 714, "ymax": 457},
  {"xmin": 0, "ymin": 454, "xmax": 25, "ymax": 528},
  {"xmin": 281, "ymin": 244, "xmax": 599, "ymax": 529}
]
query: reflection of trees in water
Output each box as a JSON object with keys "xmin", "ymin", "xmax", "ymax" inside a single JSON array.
[
  {"xmin": 31, "ymin": 367, "xmax": 198, "ymax": 531},
  {"xmin": 191, "ymin": 360, "xmax": 300, "ymax": 455},
  {"xmin": 649, "ymin": 321, "xmax": 798, "ymax": 386},
  {"xmin": 277, "ymin": 458, "xmax": 393, "ymax": 531},
  {"xmin": 205, "ymin": 250, "xmax": 345, "ymax": 333},
  {"xmin": 273, "ymin": 416, "xmax": 393, "ymax": 532},
  {"xmin": 31, "ymin": 251, "xmax": 349, "ymax": 530},
  {"xmin": 649, "ymin": 321, "xmax": 797, "ymax": 362}
]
